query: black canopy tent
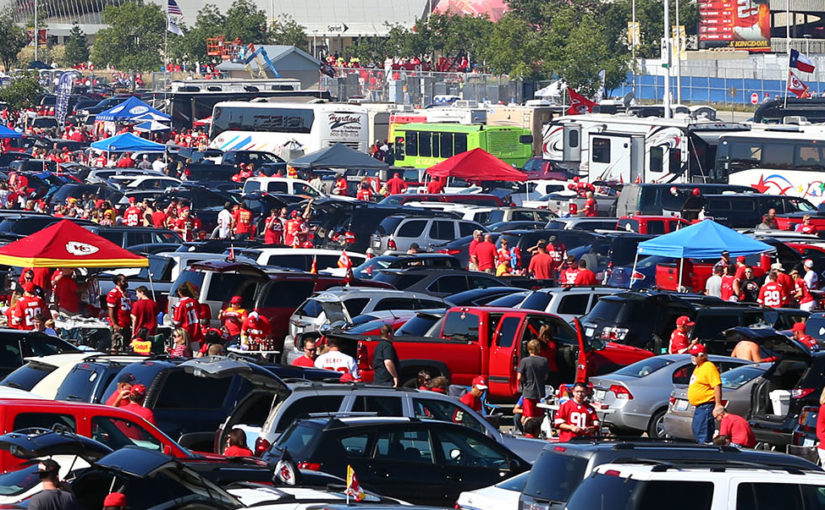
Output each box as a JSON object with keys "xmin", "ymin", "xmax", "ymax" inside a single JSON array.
[{"xmin": 288, "ymin": 143, "xmax": 389, "ymax": 170}]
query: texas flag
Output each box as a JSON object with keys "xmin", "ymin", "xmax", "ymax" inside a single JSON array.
[
  {"xmin": 346, "ymin": 465, "xmax": 365, "ymax": 502},
  {"xmin": 788, "ymin": 70, "xmax": 812, "ymax": 99},
  {"xmin": 790, "ymin": 49, "xmax": 816, "ymax": 74}
]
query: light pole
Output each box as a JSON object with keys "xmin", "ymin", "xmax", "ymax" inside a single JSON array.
[
  {"xmin": 34, "ymin": 0, "xmax": 38, "ymax": 62},
  {"xmin": 663, "ymin": 0, "xmax": 671, "ymax": 118},
  {"xmin": 631, "ymin": 0, "xmax": 636, "ymax": 94},
  {"xmin": 675, "ymin": 0, "xmax": 681, "ymax": 104}
]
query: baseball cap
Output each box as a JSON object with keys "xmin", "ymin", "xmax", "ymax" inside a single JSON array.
[
  {"xmin": 22, "ymin": 282, "xmax": 35, "ymax": 294},
  {"xmin": 687, "ymin": 343, "xmax": 706, "ymax": 356},
  {"xmin": 37, "ymin": 459, "xmax": 60, "ymax": 474},
  {"xmin": 103, "ymin": 492, "xmax": 127, "ymax": 507},
  {"xmin": 117, "ymin": 373, "xmax": 136, "ymax": 384},
  {"xmin": 128, "ymin": 196, "xmax": 136, "ymax": 203},
  {"xmin": 472, "ymin": 376, "xmax": 488, "ymax": 390},
  {"xmin": 805, "ymin": 259, "xmax": 814, "ymax": 269},
  {"xmin": 771, "ymin": 262, "xmax": 785, "ymax": 271},
  {"xmin": 736, "ymin": 256, "xmax": 746, "ymax": 263},
  {"xmin": 676, "ymin": 315, "xmax": 695, "ymax": 327},
  {"xmin": 230, "ymin": 295, "xmax": 243, "ymax": 304},
  {"xmin": 792, "ymin": 322, "xmax": 807, "ymax": 332},
  {"xmin": 130, "ymin": 384, "xmax": 146, "ymax": 397}
]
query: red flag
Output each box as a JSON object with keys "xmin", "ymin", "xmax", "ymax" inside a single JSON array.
[
  {"xmin": 228, "ymin": 245, "xmax": 235, "ymax": 261},
  {"xmin": 788, "ymin": 71, "xmax": 811, "ymax": 99},
  {"xmin": 566, "ymin": 88, "xmax": 596, "ymax": 115},
  {"xmin": 310, "ymin": 254, "xmax": 318, "ymax": 274},
  {"xmin": 338, "ymin": 250, "xmax": 352, "ymax": 269},
  {"xmin": 346, "ymin": 465, "xmax": 365, "ymax": 502}
]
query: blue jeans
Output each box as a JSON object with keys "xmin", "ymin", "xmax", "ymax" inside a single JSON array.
[{"xmin": 692, "ymin": 402, "xmax": 715, "ymax": 444}]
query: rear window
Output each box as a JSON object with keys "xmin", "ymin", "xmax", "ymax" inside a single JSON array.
[
  {"xmin": 737, "ymin": 482, "xmax": 825, "ymax": 509},
  {"xmin": 55, "ymin": 364, "xmax": 106, "ymax": 402},
  {"xmin": 523, "ymin": 451, "xmax": 589, "ymax": 502},
  {"xmin": 206, "ymin": 273, "xmax": 261, "ymax": 303},
  {"xmin": 296, "ymin": 298, "xmax": 324, "ymax": 318},
  {"xmin": 170, "ymin": 270, "xmax": 205, "ymax": 298},
  {"xmin": 395, "ymin": 314, "xmax": 441, "ymax": 336},
  {"xmin": 0, "ymin": 466, "xmax": 39, "ymax": 497},
  {"xmin": 275, "ymin": 395, "xmax": 345, "ymax": 433},
  {"xmin": 442, "ymin": 311, "xmax": 480, "ymax": 342},
  {"xmin": 263, "ymin": 281, "xmax": 316, "ymax": 308},
  {"xmin": 1, "ymin": 362, "xmax": 55, "ymax": 391},
  {"xmin": 376, "ymin": 216, "xmax": 405, "ymax": 236},
  {"xmin": 585, "ymin": 298, "xmax": 645, "ymax": 324},
  {"xmin": 721, "ymin": 365, "xmax": 766, "ymax": 390},
  {"xmin": 520, "ymin": 292, "xmax": 553, "ymax": 312},
  {"xmin": 567, "ymin": 476, "xmax": 714, "ymax": 510},
  {"xmin": 614, "ymin": 357, "xmax": 675, "ymax": 378},
  {"xmin": 154, "ymin": 370, "xmax": 232, "ymax": 410},
  {"xmin": 373, "ymin": 273, "xmax": 427, "ymax": 289},
  {"xmin": 27, "ymin": 337, "xmax": 78, "ymax": 357},
  {"xmin": 276, "ymin": 421, "xmax": 323, "ymax": 456}
]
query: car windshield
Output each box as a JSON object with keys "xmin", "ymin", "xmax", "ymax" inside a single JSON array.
[
  {"xmin": 721, "ymin": 365, "xmax": 767, "ymax": 389},
  {"xmin": 613, "ymin": 357, "xmax": 675, "ymax": 378},
  {"xmin": 1, "ymin": 362, "xmax": 56, "ymax": 390}
]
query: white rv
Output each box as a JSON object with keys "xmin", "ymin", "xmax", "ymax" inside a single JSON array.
[{"xmin": 542, "ymin": 113, "xmax": 749, "ymax": 184}]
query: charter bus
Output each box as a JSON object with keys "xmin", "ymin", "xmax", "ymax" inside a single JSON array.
[
  {"xmin": 714, "ymin": 127, "xmax": 825, "ymax": 198},
  {"xmin": 392, "ymin": 123, "xmax": 533, "ymax": 168},
  {"xmin": 209, "ymin": 100, "xmax": 369, "ymax": 157}
]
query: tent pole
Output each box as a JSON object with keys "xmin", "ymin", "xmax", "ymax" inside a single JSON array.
[
  {"xmin": 678, "ymin": 257, "xmax": 685, "ymax": 293},
  {"xmin": 629, "ymin": 252, "xmax": 639, "ymax": 289}
]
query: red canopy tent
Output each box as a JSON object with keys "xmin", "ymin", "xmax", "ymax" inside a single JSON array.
[
  {"xmin": 425, "ymin": 148, "xmax": 528, "ymax": 182},
  {"xmin": 0, "ymin": 220, "xmax": 148, "ymax": 268}
]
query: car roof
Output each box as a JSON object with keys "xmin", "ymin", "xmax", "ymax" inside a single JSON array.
[
  {"xmin": 592, "ymin": 462, "xmax": 825, "ymax": 478},
  {"xmin": 312, "ymin": 287, "xmax": 441, "ymax": 300}
]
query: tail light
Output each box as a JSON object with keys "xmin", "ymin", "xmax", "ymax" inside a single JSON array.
[
  {"xmin": 357, "ymin": 341, "xmax": 369, "ymax": 369},
  {"xmin": 343, "ymin": 231, "xmax": 356, "ymax": 244},
  {"xmin": 609, "ymin": 384, "xmax": 633, "ymax": 400},
  {"xmin": 254, "ymin": 436, "xmax": 271, "ymax": 456},
  {"xmin": 297, "ymin": 462, "xmax": 322, "ymax": 470},
  {"xmin": 438, "ymin": 249, "xmax": 461, "ymax": 255},
  {"xmin": 604, "ymin": 469, "xmax": 622, "ymax": 477},
  {"xmin": 631, "ymin": 271, "xmax": 645, "ymax": 280},
  {"xmin": 601, "ymin": 327, "xmax": 629, "ymax": 341},
  {"xmin": 387, "ymin": 237, "xmax": 397, "ymax": 250},
  {"xmin": 792, "ymin": 388, "xmax": 816, "ymax": 399},
  {"xmin": 669, "ymin": 396, "xmax": 676, "ymax": 405}
]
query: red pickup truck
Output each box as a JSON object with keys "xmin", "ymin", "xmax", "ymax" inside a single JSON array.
[
  {"xmin": 617, "ymin": 215, "xmax": 690, "ymax": 234},
  {"xmin": 342, "ymin": 306, "xmax": 651, "ymax": 401}
]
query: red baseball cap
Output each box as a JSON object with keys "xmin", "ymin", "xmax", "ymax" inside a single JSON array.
[
  {"xmin": 230, "ymin": 295, "xmax": 243, "ymax": 304},
  {"xmin": 792, "ymin": 322, "xmax": 807, "ymax": 332},
  {"xmin": 687, "ymin": 343, "xmax": 706, "ymax": 356},
  {"xmin": 736, "ymin": 256, "xmax": 746, "ymax": 263},
  {"xmin": 676, "ymin": 315, "xmax": 695, "ymax": 327},
  {"xmin": 22, "ymin": 282, "xmax": 35, "ymax": 294},
  {"xmin": 103, "ymin": 492, "xmax": 127, "ymax": 507},
  {"xmin": 128, "ymin": 196, "xmax": 136, "ymax": 203},
  {"xmin": 472, "ymin": 376, "xmax": 488, "ymax": 390}
]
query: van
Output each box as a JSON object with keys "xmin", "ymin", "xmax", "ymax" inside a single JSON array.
[
  {"xmin": 242, "ymin": 177, "xmax": 325, "ymax": 198},
  {"xmin": 701, "ymin": 193, "xmax": 816, "ymax": 228},
  {"xmin": 615, "ymin": 183, "xmax": 755, "ymax": 217}
]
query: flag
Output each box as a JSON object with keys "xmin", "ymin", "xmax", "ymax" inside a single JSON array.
[
  {"xmin": 788, "ymin": 71, "xmax": 811, "ymax": 99},
  {"xmin": 566, "ymin": 88, "xmax": 596, "ymax": 115},
  {"xmin": 338, "ymin": 250, "xmax": 352, "ymax": 269},
  {"xmin": 228, "ymin": 244, "xmax": 235, "ymax": 261},
  {"xmin": 790, "ymin": 49, "xmax": 816, "ymax": 74},
  {"xmin": 167, "ymin": 16, "xmax": 182, "ymax": 35},
  {"xmin": 310, "ymin": 254, "xmax": 317, "ymax": 274},
  {"xmin": 167, "ymin": 0, "xmax": 183, "ymax": 16},
  {"xmin": 594, "ymin": 69, "xmax": 606, "ymax": 103},
  {"xmin": 346, "ymin": 465, "xmax": 365, "ymax": 502},
  {"xmin": 54, "ymin": 72, "xmax": 73, "ymax": 126}
]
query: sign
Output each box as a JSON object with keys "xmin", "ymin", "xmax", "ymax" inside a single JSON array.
[
  {"xmin": 627, "ymin": 21, "xmax": 640, "ymax": 48},
  {"xmin": 327, "ymin": 23, "xmax": 349, "ymax": 33},
  {"xmin": 698, "ymin": 0, "xmax": 770, "ymax": 52},
  {"xmin": 751, "ymin": 92, "xmax": 759, "ymax": 104}
]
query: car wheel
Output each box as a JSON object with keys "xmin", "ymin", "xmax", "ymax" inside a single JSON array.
[{"xmin": 647, "ymin": 408, "xmax": 667, "ymax": 438}]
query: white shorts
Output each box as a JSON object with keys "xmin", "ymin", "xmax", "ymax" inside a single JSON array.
[{"xmin": 801, "ymin": 300, "xmax": 815, "ymax": 312}]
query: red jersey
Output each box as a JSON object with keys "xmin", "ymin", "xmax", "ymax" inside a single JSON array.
[
  {"xmin": 242, "ymin": 313, "xmax": 272, "ymax": 341},
  {"xmin": 798, "ymin": 223, "xmax": 818, "ymax": 234},
  {"xmin": 123, "ymin": 206, "xmax": 141, "ymax": 226},
  {"xmin": 51, "ymin": 272, "xmax": 80, "ymax": 313},
  {"xmin": 475, "ymin": 242, "xmax": 497, "ymax": 271},
  {"xmin": 497, "ymin": 248, "xmax": 511, "ymax": 267},
  {"xmin": 334, "ymin": 178, "xmax": 348, "ymax": 196},
  {"xmin": 583, "ymin": 198, "xmax": 598, "ymax": 217},
  {"xmin": 793, "ymin": 277, "xmax": 814, "ymax": 305},
  {"xmin": 234, "ymin": 208, "xmax": 253, "ymax": 235},
  {"xmin": 798, "ymin": 333, "xmax": 819, "ymax": 351},
  {"xmin": 292, "ymin": 356, "xmax": 316, "ymax": 367},
  {"xmin": 758, "ymin": 282, "xmax": 784, "ymax": 308},
  {"xmin": 573, "ymin": 269, "xmax": 596, "ymax": 286},
  {"xmin": 13, "ymin": 296, "xmax": 47, "ymax": 330},
  {"xmin": 131, "ymin": 298, "xmax": 158, "ymax": 335},
  {"xmin": 547, "ymin": 243, "xmax": 566, "ymax": 267},
  {"xmin": 173, "ymin": 297, "xmax": 201, "ymax": 342},
  {"xmin": 151, "ymin": 211, "xmax": 167, "ymax": 228},
  {"xmin": 669, "ymin": 329, "xmax": 690, "ymax": 354},
  {"xmin": 106, "ymin": 287, "xmax": 132, "ymax": 328},
  {"xmin": 386, "ymin": 177, "xmax": 408, "ymax": 195},
  {"xmin": 720, "ymin": 275, "xmax": 737, "ymax": 301},
  {"xmin": 554, "ymin": 399, "xmax": 599, "ymax": 442},
  {"xmin": 264, "ymin": 217, "xmax": 284, "ymax": 245},
  {"xmin": 221, "ymin": 306, "xmax": 247, "ymax": 337},
  {"xmin": 356, "ymin": 187, "xmax": 374, "ymax": 201},
  {"xmin": 776, "ymin": 272, "xmax": 794, "ymax": 305},
  {"xmin": 560, "ymin": 267, "xmax": 579, "ymax": 286},
  {"xmin": 459, "ymin": 392, "xmax": 482, "ymax": 412}
]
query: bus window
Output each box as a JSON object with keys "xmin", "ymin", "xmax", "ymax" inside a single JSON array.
[
  {"xmin": 405, "ymin": 133, "xmax": 418, "ymax": 156},
  {"xmin": 455, "ymin": 133, "xmax": 468, "ymax": 154},
  {"xmin": 395, "ymin": 137, "xmax": 405, "ymax": 160},
  {"xmin": 419, "ymin": 132, "xmax": 432, "ymax": 157},
  {"xmin": 670, "ymin": 149, "xmax": 682, "ymax": 174},
  {"xmin": 762, "ymin": 143, "xmax": 794, "ymax": 169},
  {"xmin": 729, "ymin": 142, "xmax": 761, "ymax": 170},
  {"xmin": 650, "ymin": 147, "xmax": 664, "ymax": 173},
  {"xmin": 592, "ymin": 138, "xmax": 611, "ymax": 163},
  {"xmin": 441, "ymin": 133, "xmax": 454, "ymax": 157},
  {"xmin": 796, "ymin": 145, "xmax": 825, "ymax": 169},
  {"xmin": 432, "ymin": 132, "xmax": 441, "ymax": 158}
]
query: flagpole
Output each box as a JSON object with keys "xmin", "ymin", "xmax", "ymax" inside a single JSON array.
[{"xmin": 784, "ymin": 0, "xmax": 790, "ymax": 107}]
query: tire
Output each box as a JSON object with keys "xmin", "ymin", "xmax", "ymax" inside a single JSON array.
[{"xmin": 647, "ymin": 408, "xmax": 667, "ymax": 438}]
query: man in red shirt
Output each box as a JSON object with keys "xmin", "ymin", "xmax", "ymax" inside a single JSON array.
[
  {"xmin": 559, "ymin": 256, "xmax": 579, "ymax": 286},
  {"xmin": 720, "ymin": 264, "xmax": 738, "ymax": 302},
  {"xmin": 151, "ymin": 203, "xmax": 167, "ymax": 228},
  {"xmin": 792, "ymin": 321, "xmax": 819, "ymax": 351},
  {"xmin": 334, "ymin": 176, "xmax": 349, "ymax": 196},
  {"xmin": 555, "ymin": 382, "xmax": 599, "ymax": 442},
  {"xmin": 122, "ymin": 197, "xmax": 141, "ymax": 227},
  {"xmin": 115, "ymin": 152, "xmax": 134, "ymax": 168},
  {"xmin": 173, "ymin": 286, "xmax": 202, "ymax": 347},
  {"xmin": 20, "ymin": 267, "xmax": 51, "ymax": 295},
  {"xmin": 583, "ymin": 191, "xmax": 598, "ymax": 217},
  {"xmin": 546, "ymin": 236, "xmax": 566, "ymax": 276},
  {"xmin": 233, "ymin": 204, "xmax": 254, "ymax": 240},
  {"xmin": 772, "ymin": 263, "xmax": 794, "ymax": 306},
  {"xmin": 669, "ymin": 315, "xmax": 697, "ymax": 354},
  {"xmin": 528, "ymin": 243, "xmax": 553, "ymax": 280},
  {"xmin": 241, "ymin": 311, "xmax": 272, "ymax": 349},
  {"xmin": 130, "ymin": 286, "xmax": 158, "ymax": 335},
  {"xmin": 51, "ymin": 268, "xmax": 80, "ymax": 314},
  {"xmin": 385, "ymin": 172, "xmax": 408, "ymax": 195},
  {"xmin": 791, "ymin": 269, "xmax": 816, "ymax": 312},
  {"xmin": 107, "ymin": 275, "xmax": 132, "ymax": 349},
  {"xmin": 13, "ymin": 283, "xmax": 47, "ymax": 330},
  {"xmin": 219, "ymin": 296, "xmax": 247, "ymax": 342},
  {"xmin": 426, "ymin": 176, "xmax": 445, "ymax": 194},
  {"xmin": 758, "ymin": 271, "xmax": 785, "ymax": 308},
  {"xmin": 474, "ymin": 234, "xmax": 497, "ymax": 274},
  {"xmin": 106, "ymin": 373, "xmax": 135, "ymax": 407},
  {"xmin": 291, "ymin": 338, "xmax": 318, "ymax": 367},
  {"xmin": 713, "ymin": 408, "xmax": 755, "ymax": 448},
  {"xmin": 459, "ymin": 376, "xmax": 487, "ymax": 413},
  {"xmin": 121, "ymin": 384, "xmax": 156, "ymax": 425},
  {"xmin": 468, "ymin": 230, "xmax": 483, "ymax": 270},
  {"xmin": 573, "ymin": 259, "xmax": 597, "ymax": 286}
]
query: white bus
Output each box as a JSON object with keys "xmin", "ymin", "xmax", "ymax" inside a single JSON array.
[
  {"xmin": 715, "ymin": 126, "xmax": 825, "ymax": 199},
  {"xmin": 208, "ymin": 100, "xmax": 369, "ymax": 157}
]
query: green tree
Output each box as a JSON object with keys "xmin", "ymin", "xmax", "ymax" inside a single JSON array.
[
  {"xmin": 270, "ymin": 15, "xmax": 307, "ymax": 48},
  {"xmin": 63, "ymin": 23, "xmax": 89, "ymax": 67},
  {"xmin": 483, "ymin": 13, "xmax": 541, "ymax": 78},
  {"xmin": 0, "ymin": 8, "xmax": 28, "ymax": 71},
  {"xmin": 224, "ymin": 0, "xmax": 269, "ymax": 44},
  {"xmin": 91, "ymin": 2, "xmax": 165, "ymax": 71},
  {"xmin": 0, "ymin": 71, "xmax": 43, "ymax": 110}
]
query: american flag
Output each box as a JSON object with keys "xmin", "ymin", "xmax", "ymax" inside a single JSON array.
[{"xmin": 168, "ymin": 0, "xmax": 183, "ymax": 16}]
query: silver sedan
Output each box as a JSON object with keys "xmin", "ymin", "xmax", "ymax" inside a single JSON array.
[{"xmin": 590, "ymin": 355, "xmax": 752, "ymax": 438}]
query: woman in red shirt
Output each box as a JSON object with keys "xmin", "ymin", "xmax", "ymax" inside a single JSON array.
[{"xmin": 224, "ymin": 428, "xmax": 253, "ymax": 456}]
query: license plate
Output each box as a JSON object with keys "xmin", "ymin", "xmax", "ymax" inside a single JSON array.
[
  {"xmin": 804, "ymin": 437, "xmax": 815, "ymax": 447},
  {"xmin": 674, "ymin": 399, "xmax": 689, "ymax": 411},
  {"xmin": 594, "ymin": 390, "xmax": 606, "ymax": 400},
  {"xmin": 373, "ymin": 239, "xmax": 381, "ymax": 248}
]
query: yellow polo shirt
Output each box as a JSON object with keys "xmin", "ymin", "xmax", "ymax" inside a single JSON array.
[{"xmin": 688, "ymin": 360, "xmax": 721, "ymax": 406}]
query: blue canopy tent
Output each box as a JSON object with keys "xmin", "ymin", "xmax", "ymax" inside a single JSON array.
[
  {"xmin": 90, "ymin": 133, "xmax": 166, "ymax": 153},
  {"xmin": 630, "ymin": 220, "xmax": 773, "ymax": 288},
  {"xmin": 96, "ymin": 96, "xmax": 170, "ymax": 122},
  {"xmin": 0, "ymin": 125, "xmax": 21, "ymax": 139}
]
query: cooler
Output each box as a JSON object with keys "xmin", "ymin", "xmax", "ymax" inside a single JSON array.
[{"xmin": 769, "ymin": 389, "xmax": 791, "ymax": 416}]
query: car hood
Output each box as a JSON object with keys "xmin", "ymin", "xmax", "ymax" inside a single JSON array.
[{"xmin": 0, "ymin": 431, "xmax": 112, "ymax": 461}]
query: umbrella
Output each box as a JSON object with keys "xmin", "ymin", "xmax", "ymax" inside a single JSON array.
[{"xmin": 134, "ymin": 121, "xmax": 171, "ymax": 133}]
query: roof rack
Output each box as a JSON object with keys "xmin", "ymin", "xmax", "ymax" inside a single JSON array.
[{"xmin": 609, "ymin": 457, "xmax": 806, "ymax": 475}]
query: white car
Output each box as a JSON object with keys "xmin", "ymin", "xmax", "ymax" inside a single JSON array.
[
  {"xmin": 109, "ymin": 175, "xmax": 182, "ymax": 190},
  {"xmin": 242, "ymin": 177, "xmax": 326, "ymax": 198},
  {"xmin": 456, "ymin": 471, "xmax": 529, "ymax": 510},
  {"xmin": 238, "ymin": 247, "xmax": 367, "ymax": 273}
]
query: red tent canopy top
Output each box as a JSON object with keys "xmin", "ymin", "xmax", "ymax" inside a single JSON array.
[
  {"xmin": 425, "ymin": 148, "xmax": 528, "ymax": 182},
  {"xmin": 0, "ymin": 220, "xmax": 148, "ymax": 268}
]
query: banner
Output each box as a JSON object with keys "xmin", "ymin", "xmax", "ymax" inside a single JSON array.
[
  {"xmin": 698, "ymin": 0, "xmax": 770, "ymax": 52},
  {"xmin": 54, "ymin": 72, "xmax": 73, "ymax": 126}
]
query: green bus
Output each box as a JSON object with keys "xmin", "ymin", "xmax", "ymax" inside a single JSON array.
[{"xmin": 391, "ymin": 123, "xmax": 534, "ymax": 168}]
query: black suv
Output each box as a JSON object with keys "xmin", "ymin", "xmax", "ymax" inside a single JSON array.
[
  {"xmin": 85, "ymin": 225, "xmax": 183, "ymax": 249},
  {"xmin": 267, "ymin": 417, "xmax": 530, "ymax": 505},
  {"xmin": 0, "ymin": 329, "xmax": 79, "ymax": 378},
  {"xmin": 519, "ymin": 439, "xmax": 820, "ymax": 509},
  {"xmin": 702, "ymin": 193, "xmax": 816, "ymax": 228}
]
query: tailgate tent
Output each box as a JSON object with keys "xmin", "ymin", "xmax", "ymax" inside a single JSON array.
[
  {"xmin": 288, "ymin": 143, "xmax": 389, "ymax": 170},
  {"xmin": 0, "ymin": 125, "xmax": 21, "ymax": 139},
  {"xmin": 90, "ymin": 133, "xmax": 166, "ymax": 153},
  {"xmin": 631, "ymin": 219, "xmax": 772, "ymax": 288},
  {"xmin": 96, "ymin": 96, "xmax": 171, "ymax": 122},
  {"xmin": 0, "ymin": 220, "xmax": 148, "ymax": 268},
  {"xmin": 426, "ymin": 148, "xmax": 527, "ymax": 182}
]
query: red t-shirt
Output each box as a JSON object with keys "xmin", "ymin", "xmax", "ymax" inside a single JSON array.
[
  {"xmin": 777, "ymin": 272, "xmax": 794, "ymax": 305},
  {"xmin": 105, "ymin": 390, "xmax": 130, "ymax": 407},
  {"xmin": 719, "ymin": 413, "xmax": 756, "ymax": 448},
  {"xmin": 224, "ymin": 445, "xmax": 253, "ymax": 456},
  {"xmin": 13, "ymin": 296, "xmax": 47, "ymax": 329},
  {"xmin": 121, "ymin": 401, "xmax": 156, "ymax": 425},
  {"xmin": 475, "ymin": 242, "xmax": 497, "ymax": 271},
  {"xmin": 459, "ymin": 392, "xmax": 482, "ymax": 412},
  {"xmin": 528, "ymin": 252, "xmax": 553, "ymax": 280},
  {"xmin": 583, "ymin": 198, "xmax": 597, "ymax": 217},
  {"xmin": 386, "ymin": 177, "xmax": 407, "ymax": 195},
  {"xmin": 292, "ymin": 356, "xmax": 316, "ymax": 367},
  {"xmin": 21, "ymin": 267, "xmax": 51, "ymax": 291},
  {"xmin": 106, "ymin": 287, "xmax": 132, "ymax": 328},
  {"xmin": 221, "ymin": 307, "xmax": 247, "ymax": 337},
  {"xmin": 758, "ymin": 282, "xmax": 784, "ymax": 308},
  {"xmin": 669, "ymin": 330, "xmax": 690, "ymax": 354},
  {"xmin": 554, "ymin": 399, "xmax": 599, "ymax": 442},
  {"xmin": 151, "ymin": 211, "xmax": 167, "ymax": 228},
  {"xmin": 720, "ymin": 275, "xmax": 737, "ymax": 301},
  {"xmin": 573, "ymin": 269, "xmax": 596, "ymax": 286},
  {"xmin": 235, "ymin": 208, "xmax": 253, "ymax": 234},
  {"xmin": 51, "ymin": 272, "xmax": 80, "ymax": 313},
  {"xmin": 174, "ymin": 297, "xmax": 201, "ymax": 342},
  {"xmin": 131, "ymin": 298, "xmax": 158, "ymax": 335}
]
